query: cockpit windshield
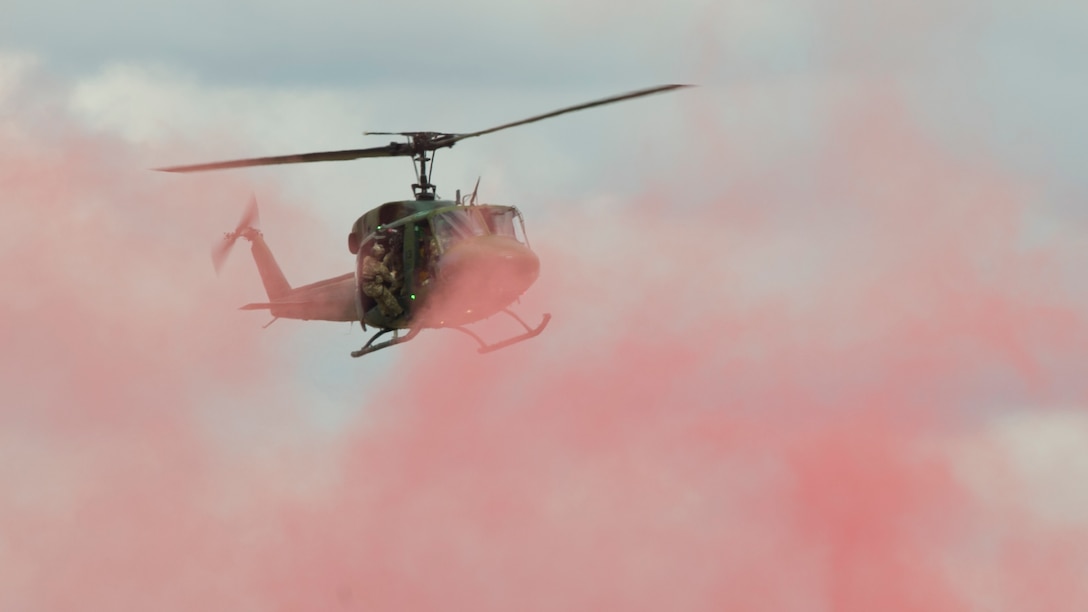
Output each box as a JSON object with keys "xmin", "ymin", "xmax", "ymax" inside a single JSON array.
[
  {"xmin": 431, "ymin": 206, "xmax": 527, "ymax": 251},
  {"xmin": 484, "ymin": 208, "xmax": 519, "ymax": 238},
  {"xmin": 432, "ymin": 209, "xmax": 488, "ymax": 251}
]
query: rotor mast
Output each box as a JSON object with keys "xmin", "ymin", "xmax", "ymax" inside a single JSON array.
[
  {"xmin": 408, "ymin": 134, "xmax": 437, "ymax": 200},
  {"xmin": 414, "ymin": 151, "xmax": 434, "ymax": 199},
  {"xmin": 359, "ymin": 131, "xmax": 449, "ymax": 200}
]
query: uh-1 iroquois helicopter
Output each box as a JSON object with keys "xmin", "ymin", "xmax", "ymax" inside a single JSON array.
[{"xmin": 156, "ymin": 84, "xmax": 692, "ymax": 358}]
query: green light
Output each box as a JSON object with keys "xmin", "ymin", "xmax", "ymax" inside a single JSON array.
[{"xmin": 410, "ymin": 294, "xmax": 416, "ymax": 300}]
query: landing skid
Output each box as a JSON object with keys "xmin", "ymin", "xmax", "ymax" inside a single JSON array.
[
  {"xmin": 453, "ymin": 309, "xmax": 551, "ymax": 354},
  {"xmin": 350, "ymin": 310, "xmax": 550, "ymax": 359},
  {"xmin": 351, "ymin": 326, "xmax": 421, "ymax": 358}
]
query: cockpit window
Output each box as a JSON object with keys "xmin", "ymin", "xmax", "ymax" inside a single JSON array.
[
  {"xmin": 432, "ymin": 209, "xmax": 489, "ymax": 251},
  {"xmin": 430, "ymin": 206, "xmax": 530, "ymax": 251},
  {"xmin": 485, "ymin": 208, "xmax": 518, "ymax": 238}
]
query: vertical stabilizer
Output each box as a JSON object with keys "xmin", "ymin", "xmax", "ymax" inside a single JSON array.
[{"xmin": 247, "ymin": 230, "xmax": 292, "ymax": 301}]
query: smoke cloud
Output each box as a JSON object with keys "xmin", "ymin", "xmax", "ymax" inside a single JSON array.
[{"xmin": 3, "ymin": 51, "xmax": 1088, "ymax": 612}]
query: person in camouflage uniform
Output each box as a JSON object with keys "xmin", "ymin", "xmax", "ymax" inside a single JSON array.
[{"xmin": 361, "ymin": 242, "xmax": 403, "ymax": 319}]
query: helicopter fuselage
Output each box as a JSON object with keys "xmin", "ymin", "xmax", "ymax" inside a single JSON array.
[{"xmin": 349, "ymin": 199, "xmax": 539, "ymax": 330}]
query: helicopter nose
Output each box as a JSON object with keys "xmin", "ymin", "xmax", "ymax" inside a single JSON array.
[
  {"xmin": 437, "ymin": 235, "xmax": 540, "ymax": 309},
  {"xmin": 495, "ymin": 241, "xmax": 541, "ymax": 284}
]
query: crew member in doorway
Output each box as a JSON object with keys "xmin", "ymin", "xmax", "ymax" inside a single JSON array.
[{"xmin": 361, "ymin": 241, "xmax": 403, "ymax": 319}]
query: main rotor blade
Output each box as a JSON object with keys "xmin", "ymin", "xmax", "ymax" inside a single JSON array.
[
  {"xmin": 156, "ymin": 84, "xmax": 693, "ymax": 173},
  {"xmin": 437, "ymin": 84, "xmax": 693, "ymax": 147},
  {"xmin": 155, "ymin": 143, "xmax": 411, "ymax": 173}
]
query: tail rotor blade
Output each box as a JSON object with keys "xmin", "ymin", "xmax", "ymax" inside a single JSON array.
[
  {"xmin": 211, "ymin": 194, "xmax": 261, "ymax": 275},
  {"xmin": 238, "ymin": 193, "xmax": 260, "ymax": 232},
  {"xmin": 211, "ymin": 236, "xmax": 236, "ymax": 275}
]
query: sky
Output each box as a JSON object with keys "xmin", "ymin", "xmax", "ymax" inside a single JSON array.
[{"xmin": 2, "ymin": 0, "xmax": 1088, "ymax": 610}]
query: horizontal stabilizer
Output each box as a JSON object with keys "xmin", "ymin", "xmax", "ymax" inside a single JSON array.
[{"xmin": 240, "ymin": 300, "xmax": 313, "ymax": 310}]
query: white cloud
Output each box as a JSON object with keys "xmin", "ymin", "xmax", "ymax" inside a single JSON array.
[
  {"xmin": 953, "ymin": 409, "xmax": 1088, "ymax": 528},
  {"xmin": 0, "ymin": 53, "xmax": 38, "ymax": 103}
]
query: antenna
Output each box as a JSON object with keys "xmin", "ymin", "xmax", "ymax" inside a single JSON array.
[{"xmin": 470, "ymin": 176, "xmax": 481, "ymax": 206}]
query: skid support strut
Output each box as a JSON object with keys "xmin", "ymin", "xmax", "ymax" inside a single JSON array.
[
  {"xmin": 351, "ymin": 327, "xmax": 421, "ymax": 358},
  {"xmin": 452, "ymin": 309, "xmax": 551, "ymax": 354}
]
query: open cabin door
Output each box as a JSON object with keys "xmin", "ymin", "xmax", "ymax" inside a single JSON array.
[{"xmin": 355, "ymin": 224, "xmax": 407, "ymax": 327}]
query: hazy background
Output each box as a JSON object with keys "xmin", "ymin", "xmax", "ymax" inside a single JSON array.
[{"xmin": 2, "ymin": 0, "xmax": 1087, "ymax": 609}]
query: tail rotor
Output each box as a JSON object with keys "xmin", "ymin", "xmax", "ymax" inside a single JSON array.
[{"xmin": 212, "ymin": 193, "xmax": 260, "ymax": 275}]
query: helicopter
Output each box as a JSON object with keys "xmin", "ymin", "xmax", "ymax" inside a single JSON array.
[{"xmin": 156, "ymin": 84, "xmax": 692, "ymax": 358}]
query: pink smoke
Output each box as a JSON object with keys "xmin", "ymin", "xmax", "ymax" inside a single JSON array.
[
  {"xmin": 253, "ymin": 86, "xmax": 1086, "ymax": 611},
  {"xmin": 3, "ymin": 67, "xmax": 1087, "ymax": 612},
  {"xmin": 0, "ymin": 68, "xmax": 329, "ymax": 610}
]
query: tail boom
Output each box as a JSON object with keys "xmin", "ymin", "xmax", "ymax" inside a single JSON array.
[{"xmin": 240, "ymin": 272, "xmax": 357, "ymax": 322}]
